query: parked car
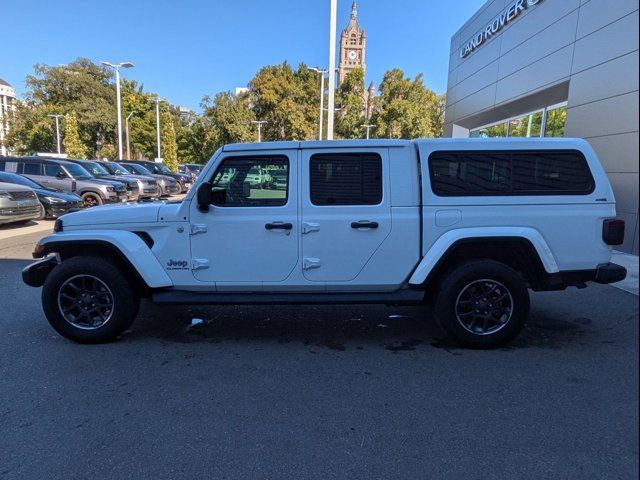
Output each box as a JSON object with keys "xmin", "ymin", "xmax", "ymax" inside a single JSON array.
[
  {"xmin": 0, "ymin": 181, "xmax": 42, "ymax": 225},
  {"xmin": 0, "ymin": 156, "xmax": 128, "ymax": 207},
  {"xmin": 64, "ymin": 159, "xmax": 140, "ymax": 202},
  {"xmin": 126, "ymin": 160, "xmax": 191, "ymax": 193},
  {"xmin": 98, "ymin": 161, "xmax": 161, "ymax": 199},
  {"xmin": 23, "ymin": 138, "xmax": 627, "ymax": 347},
  {"xmin": 270, "ymin": 169, "xmax": 287, "ymax": 190},
  {"xmin": 179, "ymin": 164, "xmax": 202, "ymax": 183},
  {"xmin": 0, "ymin": 172, "xmax": 83, "ymax": 219},
  {"xmin": 118, "ymin": 162, "xmax": 180, "ymax": 196}
]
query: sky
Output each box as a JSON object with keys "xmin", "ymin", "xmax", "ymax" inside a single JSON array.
[{"xmin": 2, "ymin": 0, "xmax": 481, "ymax": 111}]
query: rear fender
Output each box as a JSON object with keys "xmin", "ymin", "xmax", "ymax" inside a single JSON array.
[{"xmin": 409, "ymin": 227, "xmax": 559, "ymax": 285}]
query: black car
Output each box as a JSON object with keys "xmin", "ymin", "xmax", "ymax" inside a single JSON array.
[
  {"xmin": 123, "ymin": 160, "xmax": 191, "ymax": 193},
  {"xmin": 0, "ymin": 171, "xmax": 83, "ymax": 219}
]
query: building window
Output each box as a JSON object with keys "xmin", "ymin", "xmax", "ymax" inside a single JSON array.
[{"xmin": 469, "ymin": 103, "xmax": 567, "ymax": 139}]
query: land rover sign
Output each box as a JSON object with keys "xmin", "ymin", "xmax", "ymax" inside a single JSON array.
[{"xmin": 460, "ymin": 0, "xmax": 543, "ymax": 59}]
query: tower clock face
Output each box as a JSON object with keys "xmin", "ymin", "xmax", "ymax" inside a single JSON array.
[{"xmin": 348, "ymin": 50, "xmax": 357, "ymax": 61}]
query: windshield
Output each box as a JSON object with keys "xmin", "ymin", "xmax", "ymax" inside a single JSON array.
[
  {"xmin": 126, "ymin": 163, "xmax": 153, "ymax": 176},
  {"xmin": 64, "ymin": 163, "xmax": 93, "ymax": 179},
  {"xmin": 106, "ymin": 163, "xmax": 131, "ymax": 175},
  {"xmin": 79, "ymin": 161, "xmax": 110, "ymax": 176},
  {"xmin": 0, "ymin": 172, "xmax": 42, "ymax": 189}
]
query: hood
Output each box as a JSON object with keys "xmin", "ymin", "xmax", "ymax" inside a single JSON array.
[
  {"xmin": 35, "ymin": 189, "xmax": 82, "ymax": 202},
  {"xmin": 154, "ymin": 174, "xmax": 177, "ymax": 185},
  {"xmin": 86, "ymin": 178, "xmax": 125, "ymax": 188},
  {"xmin": 0, "ymin": 181, "xmax": 33, "ymax": 192},
  {"xmin": 61, "ymin": 202, "xmax": 162, "ymax": 226},
  {"xmin": 95, "ymin": 174, "xmax": 137, "ymax": 188}
]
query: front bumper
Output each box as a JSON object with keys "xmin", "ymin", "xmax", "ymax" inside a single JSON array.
[
  {"xmin": 22, "ymin": 256, "xmax": 58, "ymax": 287},
  {"xmin": 45, "ymin": 201, "xmax": 84, "ymax": 219},
  {"xmin": 106, "ymin": 193, "xmax": 129, "ymax": 203},
  {"xmin": 0, "ymin": 204, "xmax": 42, "ymax": 224}
]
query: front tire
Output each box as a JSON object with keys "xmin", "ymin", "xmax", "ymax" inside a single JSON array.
[
  {"xmin": 42, "ymin": 256, "xmax": 139, "ymax": 343},
  {"xmin": 435, "ymin": 260, "xmax": 530, "ymax": 349},
  {"xmin": 81, "ymin": 192, "xmax": 103, "ymax": 208}
]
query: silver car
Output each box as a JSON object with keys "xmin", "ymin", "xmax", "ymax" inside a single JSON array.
[{"xmin": 0, "ymin": 181, "xmax": 42, "ymax": 225}]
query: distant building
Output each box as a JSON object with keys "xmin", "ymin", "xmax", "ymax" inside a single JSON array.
[
  {"xmin": 235, "ymin": 87, "xmax": 249, "ymax": 97},
  {"xmin": 0, "ymin": 78, "xmax": 17, "ymax": 156},
  {"xmin": 178, "ymin": 106, "xmax": 193, "ymax": 120}
]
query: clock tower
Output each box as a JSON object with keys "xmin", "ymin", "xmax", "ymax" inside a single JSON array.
[{"xmin": 338, "ymin": 1, "xmax": 366, "ymax": 86}]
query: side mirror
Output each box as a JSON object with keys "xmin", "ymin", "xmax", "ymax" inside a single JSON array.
[
  {"xmin": 196, "ymin": 182, "xmax": 213, "ymax": 212},
  {"xmin": 56, "ymin": 172, "xmax": 67, "ymax": 179}
]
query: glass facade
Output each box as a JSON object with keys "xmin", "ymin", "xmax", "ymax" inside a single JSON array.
[{"xmin": 470, "ymin": 103, "xmax": 567, "ymax": 139}]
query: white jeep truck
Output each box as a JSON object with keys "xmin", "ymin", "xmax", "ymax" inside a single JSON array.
[{"xmin": 22, "ymin": 138, "xmax": 627, "ymax": 348}]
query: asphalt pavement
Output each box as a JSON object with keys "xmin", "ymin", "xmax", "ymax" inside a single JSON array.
[{"xmin": 0, "ymin": 231, "xmax": 638, "ymax": 479}]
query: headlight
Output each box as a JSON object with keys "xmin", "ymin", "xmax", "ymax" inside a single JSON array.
[
  {"xmin": 0, "ymin": 191, "xmax": 10, "ymax": 198},
  {"xmin": 106, "ymin": 187, "xmax": 115, "ymax": 192},
  {"xmin": 44, "ymin": 196, "xmax": 67, "ymax": 204}
]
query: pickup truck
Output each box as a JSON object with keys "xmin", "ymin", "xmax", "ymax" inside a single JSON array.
[{"xmin": 22, "ymin": 138, "xmax": 627, "ymax": 348}]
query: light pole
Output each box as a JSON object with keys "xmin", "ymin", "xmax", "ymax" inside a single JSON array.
[
  {"xmin": 326, "ymin": 0, "xmax": 338, "ymax": 140},
  {"xmin": 153, "ymin": 98, "xmax": 167, "ymax": 161},
  {"xmin": 47, "ymin": 114, "xmax": 64, "ymax": 154},
  {"xmin": 125, "ymin": 110, "xmax": 137, "ymax": 160},
  {"xmin": 310, "ymin": 67, "xmax": 328, "ymax": 141},
  {"xmin": 252, "ymin": 120, "xmax": 267, "ymax": 142},
  {"xmin": 100, "ymin": 61, "xmax": 134, "ymax": 160},
  {"xmin": 362, "ymin": 124, "xmax": 376, "ymax": 139}
]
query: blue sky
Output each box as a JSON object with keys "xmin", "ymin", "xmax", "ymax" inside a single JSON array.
[{"xmin": 3, "ymin": 0, "xmax": 480, "ymax": 111}]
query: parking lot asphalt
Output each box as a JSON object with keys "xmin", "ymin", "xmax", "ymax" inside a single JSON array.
[{"xmin": 0, "ymin": 231, "xmax": 638, "ymax": 480}]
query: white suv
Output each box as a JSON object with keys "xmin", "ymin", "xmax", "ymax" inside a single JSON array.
[{"xmin": 23, "ymin": 138, "xmax": 627, "ymax": 348}]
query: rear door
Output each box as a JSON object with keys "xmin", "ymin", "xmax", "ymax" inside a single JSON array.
[{"xmin": 300, "ymin": 148, "xmax": 391, "ymax": 283}]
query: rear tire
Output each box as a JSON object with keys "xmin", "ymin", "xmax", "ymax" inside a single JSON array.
[
  {"xmin": 435, "ymin": 260, "xmax": 529, "ymax": 349},
  {"xmin": 42, "ymin": 256, "xmax": 139, "ymax": 344}
]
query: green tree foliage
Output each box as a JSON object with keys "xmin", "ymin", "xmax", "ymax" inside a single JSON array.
[
  {"xmin": 5, "ymin": 103, "xmax": 56, "ymax": 154},
  {"xmin": 335, "ymin": 68, "xmax": 366, "ymax": 139},
  {"xmin": 250, "ymin": 62, "xmax": 319, "ymax": 141},
  {"xmin": 203, "ymin": 91, "xmax": 256, "ymax": 146},
  {"xmin": 371, "ymin": 69, "xmax": 444, "ymax": 139},
  {"xmin": 161, "ymin": 113, "xmax": 179, "ymax": 172},
  {"xmin": 62, "ymin": 111, "xmax": 87, "ymax": 158}
]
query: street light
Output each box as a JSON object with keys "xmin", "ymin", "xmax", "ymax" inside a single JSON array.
[
  {"xmin": 152, "ymin": 98, "xmax": 167, "ymax": 161},
  {"xmin": 100, "ymin": 61, "xmax": 134, "ymax": 159},
  {"xmin": 47, "ymin": 114, "xmax": 64, "ymax": 154},
  {"xmin": 326, "ymin": 0, "xmax": 338, "ymax": 140},
  {"xmin": 310, "ymin": 67, "xmax": 328, "ymax": 141},
  {"xmin": 251, "ymin": 120, "xmax": 267, "ymax": 142},
  {"xmin": 362, "ymin": 124, "xmax": 376, "ymax": 140},
  {"xmin": 125, "ymin": 110, "xmax": 137, "ymax": 160}
]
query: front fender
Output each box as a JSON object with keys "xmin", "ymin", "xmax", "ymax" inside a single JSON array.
[
  {"xmin": 34, "ymin": 230, "xmax": 173, "ymax": 288},
  {"xmin": 408, "ymin": 227, "xmax": 559, "ymax": 286}
]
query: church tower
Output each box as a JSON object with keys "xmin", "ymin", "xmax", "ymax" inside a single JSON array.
[{"xmin": 338, "ymin": 1, "xmax": 366, "ymax": 86}]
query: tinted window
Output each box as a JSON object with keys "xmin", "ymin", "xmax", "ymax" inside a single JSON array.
[
  {"xmin": 512, "ymin": 152, "xmax": 594, "ymax": 194},
  {"xmin": 429, "ymin": 150, "xmax": 594, "ymax": 196},
  {"xmin": 429, "ymin": 152, "xmax": 510, "ymax": 195},
  {"xmin": 210, "ymin": 156, "xmax": 289, "ymax": 207},
  {"xmin": 310, "ymin": 153, "xmax": 382, "ymax": 206},
  {"xmin": 43, "ymin": 163, "xmax": 64, "ymax": 177},
  {"xmin": 23, "ymin": 162, "xmax": 40, "ymax": 175}
]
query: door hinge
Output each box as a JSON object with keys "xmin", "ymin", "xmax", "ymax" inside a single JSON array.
[
  {"xmin": 191, "ymin": 259, "xmax": 210, "ymax": 271},
  {"xmin": 190, "ymin": 224, "xmax": 208, "ymax": 235},
  {"xmin": 303, "ymin": 258, "xmax": 321, "ymax": 270},
  {"xmin": 302, "ymin": 222, "xmax": 320, "ymax": 235}
]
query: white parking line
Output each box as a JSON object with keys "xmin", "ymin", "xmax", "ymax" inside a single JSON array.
[{"xmin": 0, "ymin": 220, "xmax": 54, "ymax": 241}]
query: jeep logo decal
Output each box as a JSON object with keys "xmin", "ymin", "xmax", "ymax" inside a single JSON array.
[{"xmin": 166, "ymin": 259, "xmax": 189, "ymax": 270}]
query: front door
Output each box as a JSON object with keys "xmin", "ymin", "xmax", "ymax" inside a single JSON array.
[
  {"xmin": 189, "ymin": 150, "xmax": 298, "ymax": 285},
  {"xmin": 42, "ymin": 162, "xmax": 74, "ymax": 191},
  {"xmin": 300, "ymin": 148, "xmax": 391, "ymax": 283}
]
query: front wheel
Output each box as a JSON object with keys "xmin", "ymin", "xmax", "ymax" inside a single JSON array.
[
  {"xmin": 81, "ymin": 192, "xmax": 103, "ymax": 208},
  {"xmin": 435, "ymin": 260, "xmax": 530, "ymax": 349},
  {"xmin": 42, "ymin": 256, "xmax": 139, "ymax": 343}
]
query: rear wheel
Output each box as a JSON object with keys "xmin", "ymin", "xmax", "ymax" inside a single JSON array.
[
  {"xmin": 42, "ymin": 256, "xmax": 139, "ymax": 343},
  {"xmin": 81, "ymin": 192, "xmax": 103, "ymax": 208},
  {"xmin": 435, "ymin": 260, "xmax": 529, "ymax": 348}
]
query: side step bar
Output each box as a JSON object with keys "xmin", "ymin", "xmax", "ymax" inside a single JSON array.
[{"xmin": 151, "ymin": 289, "xmax": 425, "ymax": 306}]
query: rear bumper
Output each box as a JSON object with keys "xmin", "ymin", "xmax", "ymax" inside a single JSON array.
[
  {"xmin": 540, "ymin": 263, "xmax": 627, "ymax": 290},
  {"xmin": 22, "ymin": 256, "xmax": 58, "ymax": 287},
  {"xmin": 593, "ymin": 263, "xmax": 627, "ymax": 284}
]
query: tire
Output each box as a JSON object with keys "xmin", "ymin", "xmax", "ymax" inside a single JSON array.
[
  {"xmin": 435, "ymin": 260, "xmax": 530, "ymax": 349},
  {"xmin": 42, "ymin": 256, "xmax": 140, "ymax": 344},
  {"xmin": 36, "ymin": 203, "xmax": 47, "ymax": 220},
  {"xmin": 81, "ymin": 192, "xmax": 103, "ymax": 208}
]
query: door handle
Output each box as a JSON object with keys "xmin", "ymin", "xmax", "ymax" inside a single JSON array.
[
  {"xmin": 265, "ymin": 222, "xmax": 293, "ymax": 231},
  {"xmin": 351, "ymin": 221, "xmax": 379, "ymax": 229}
]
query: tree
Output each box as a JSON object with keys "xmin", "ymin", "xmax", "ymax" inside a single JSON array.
[
  {"xmin": 335, "ymin": 68, "xmax": 367, "ymax": 139},
  {"xmin": 203, "ymin": 91, "xmax": 255, "ymax": 146},
  {"xmin": 63, "ymin": 111, "xmax": 87, "ymax": 158},
  {"xmin": 5, "ymin": 103, "xmax": 56, "ymax": 154},
  {"xmin": 371, "ymin": 69, "xmax": 444, "ymax": 139},
  {"xmin": 161, "ymin": 113, "xmax": 179, "ymax": 172}
]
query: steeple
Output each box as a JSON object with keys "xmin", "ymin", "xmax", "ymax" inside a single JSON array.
[{"xmin": 345, "ymin": 1, "xmax": 361, "ymax": 32}]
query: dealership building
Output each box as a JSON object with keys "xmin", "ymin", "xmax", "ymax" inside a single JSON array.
[{"xmin": 445, "ymin": 0, "xmax": 639, "ymax": 254}]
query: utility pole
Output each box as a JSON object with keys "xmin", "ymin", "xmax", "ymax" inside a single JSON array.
[
  {"xmin": 362, "ymin": 124, "xmax": 376, "ymax": 140},
  {"xmin": 125, "ymin": 110, "xmax": 137, "ymax": 160},
  {"xmin": 252, "ymin": 120, "xmax": 267, "ymax": 142},
  {"xmin": 326, "ymin": 0, "xmax": 337, "ymax": 140},
  {"xmin": 100, "ymin": 61, "xmax": 134, "ymax": 159},
  {"xmin": 47, "ymin": 114, "xmax": 63, "ymax": 154}
]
